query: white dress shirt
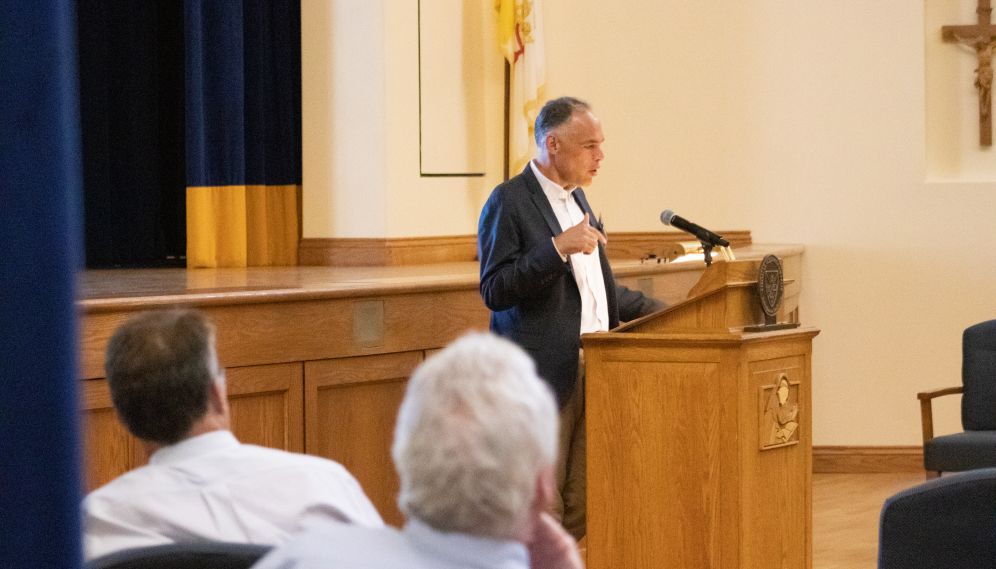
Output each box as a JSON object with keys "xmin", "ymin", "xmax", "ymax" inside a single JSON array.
[
  {"xmin": 251, "ymin": 517, "xmax": 529, "ymax": 569},
  {"xmin": 83, "ymin": 430, "xmax": 384, "ymax": 561},
  {"xmin": 530, "ymin": 161, "xmax": 609, "ymax": 334}
]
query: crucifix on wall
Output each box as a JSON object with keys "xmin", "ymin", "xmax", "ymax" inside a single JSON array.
[{"xmin": 943, "ymin": 0, "xmax": 996, "ymax": 146}]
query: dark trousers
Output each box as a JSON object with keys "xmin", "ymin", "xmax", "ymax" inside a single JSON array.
[{"xmin": 552, "ymin": 351, "xmax": 586, "ymax": 541}]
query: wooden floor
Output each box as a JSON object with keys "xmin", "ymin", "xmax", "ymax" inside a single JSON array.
[{"xmin": 813, "ymin": 472, "xmax": 925, "ymax": 569}]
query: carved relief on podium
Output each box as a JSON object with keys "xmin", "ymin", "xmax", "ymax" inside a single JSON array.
[{"xmin": 759, "ymin": 372, "xmax": 800, "ymax": 450}]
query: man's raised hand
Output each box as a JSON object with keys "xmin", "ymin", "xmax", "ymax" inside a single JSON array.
[{"xmin": 553, "ymin": 212, "xmax": 607, "ymax": 256}]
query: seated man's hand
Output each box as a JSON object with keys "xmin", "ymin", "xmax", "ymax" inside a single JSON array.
[
  {"xmin": 553, "ymin": 213, "xmax": 606, "ymax": 256},
  {"xmin": 526, "ymin": 513, "xmax": 584, "ymax": 569}
]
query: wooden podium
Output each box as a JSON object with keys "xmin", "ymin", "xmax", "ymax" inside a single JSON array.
[{"xmin": 582, "ymin": 258, "xmax": 819, "ymax": 569}]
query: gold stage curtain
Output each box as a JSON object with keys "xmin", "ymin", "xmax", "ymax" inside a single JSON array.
[
  {"xmin": 186, "ymin": 185, "xmax": 299, "ymax": 268},
  {"xmin": 246, "ymin": 184, "xmax": 300, "ymax": 266}
]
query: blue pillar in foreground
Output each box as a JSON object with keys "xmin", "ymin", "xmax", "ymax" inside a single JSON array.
[{"xmin": 0, "ymin": 0, "xmax": 84, "ymax": 567}]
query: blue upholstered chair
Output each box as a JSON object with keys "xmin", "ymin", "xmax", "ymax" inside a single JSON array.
[
  {"xmin": 918, "ymin": 319, "xmax": 996, "ymax": 479},
  {"xmin": 85, "ymin": 542, "xmax": 272, "ymax": 569},
  {"xmin": 878, "ymin": 468, "xmax": 996, "ymax": 569}
]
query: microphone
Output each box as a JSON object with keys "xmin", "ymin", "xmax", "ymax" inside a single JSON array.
[{"xmin": 660, "ymin": 210, "xmax": 729, "ymax": 247}]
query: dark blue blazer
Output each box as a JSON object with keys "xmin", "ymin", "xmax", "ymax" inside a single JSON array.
[{"xmin": 478, "ymin": 165, "xmax": 664, "ymax": 406}]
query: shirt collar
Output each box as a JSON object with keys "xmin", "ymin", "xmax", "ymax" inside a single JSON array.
[
  {"xmin": 530, "ymin": 160, "xmax": 575, "ymax": 205},
  {"xmin": 149, "ymin": 430, "xmax": 240, "ymax": 467},
  {"xmin": 403, "ymin": 518, "xmax": 528, "ymax": 569}
]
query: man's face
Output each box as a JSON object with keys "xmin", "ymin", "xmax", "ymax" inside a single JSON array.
[{"xmin": 548, "ymin": 110, "xmax": 604, "ymax": 189}]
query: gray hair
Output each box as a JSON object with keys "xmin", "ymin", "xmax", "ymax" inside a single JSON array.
[
  {"xmin": 392, "ymin": 333, "xmax": 558, "ymax": 539},
  {"xmin": 534, "ymin": 96, "xmax": 591, "ymax": 145},
  {"xmin": 104, "ymin": 309, "xmax": 221, "ymax": 445}
]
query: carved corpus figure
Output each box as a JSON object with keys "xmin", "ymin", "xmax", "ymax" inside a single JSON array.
[
  {"xmin": 976, "ymin": 40, "xmax": 995, "ymax": 120},
  {"xmin": 952, "ymin": 35, "xmax": 995, "ymax": 125},
  {"xmin": 942, "ymin": 0, "xmax": 996, "ymax": 146}
]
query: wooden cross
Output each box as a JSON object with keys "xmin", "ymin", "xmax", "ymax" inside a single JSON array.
[{"xmin": 943, "ymin": 0, "xmax": 996, "ymax": 146}]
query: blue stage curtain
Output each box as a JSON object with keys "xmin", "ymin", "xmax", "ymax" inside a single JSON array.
[
  {"xmin": 185, "ymin": 0, "xmax": 301, "ymax": 268},
  {"xmin": 78, "ymin": 1, "xmax": 186, "ymax": 269},
  {"xmin": 0, "ymin": 0, "xmax": 84, "ymax": 568}
]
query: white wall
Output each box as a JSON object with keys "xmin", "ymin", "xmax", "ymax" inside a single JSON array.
[
  {"xmin": 302, "ymin": 0, "xmax": 996, "ymax": 445},
  {"xmin": 301, "ymin": 0, "xmax": 505, "ymax": 239},
  {"xmin": 301, "ymin": 1, "xmax": 387, "ymax": 237},
  {"xmin": 540, "ymin": 0, "xmax": 996, "ymax": 445}
]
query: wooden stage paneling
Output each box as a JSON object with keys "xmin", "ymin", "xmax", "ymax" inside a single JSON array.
[
  {"xmin": 78, "ymin": 243, "xmax": 803, "ymax": 527},
  {"xmin": 78, "ymin": 263, "xmax": 493, "ymax": 527}
]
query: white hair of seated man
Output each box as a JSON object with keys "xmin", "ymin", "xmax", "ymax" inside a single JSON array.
[{"xmin": 392, "ymin": 332, "xmax": 559, "ymax": 541}]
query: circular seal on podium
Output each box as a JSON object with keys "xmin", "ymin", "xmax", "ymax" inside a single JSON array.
[{"xmin": 758, "ymin": 254, "xmax": 784, "ymax": 319}]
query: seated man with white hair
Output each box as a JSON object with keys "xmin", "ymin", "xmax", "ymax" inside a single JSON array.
[{"xmin": 251, "ymin": 332, "xmax": 583, "ymax": 569}]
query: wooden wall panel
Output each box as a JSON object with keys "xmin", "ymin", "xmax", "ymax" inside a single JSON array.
[
  {"xmin": 193, "ymin": 291, "xmax": 481, "ymax": 370},
  {"xmin": 227, "ymin": 362, "xmax": 304, "ymax": 453},
  {"xmin": 588, "ymin": 353, "xmax": 731, "ymax": 569},
  {"xmin": 79, "ymin": 280, "xmax": 493, "ymax": 508},
  {"xmin": 297, "ymin": 231, "xmax": 753, "ymax": 267},
  {"xmin": 305, "ymin": 351, "xmax": 424, "ymax": 527},
  {"xmin": 79, "ymin": 290, "xmax": 489, "ymax": 380},
  {"xmin": 299, "ymin": 236, "xmax": 479, "ymax": 266},
  {"xmin": 741, "ymin": 355, "xmax": 811, "ymax": 569},
  {"xmin": 81, "ymin": 379, "xmax": 148, "ymax": 492},
  {"xmin": 83, "ymin": 406, "xmax": 131, "ymax": 490},
  {"xmin": 79, "ymin": 313, "xmax": 135, "ymax": 380}
]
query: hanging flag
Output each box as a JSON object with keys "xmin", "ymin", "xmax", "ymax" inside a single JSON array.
[{"xmin": 497, "ymin": 0, "xmax": 546, "ymax": 174}]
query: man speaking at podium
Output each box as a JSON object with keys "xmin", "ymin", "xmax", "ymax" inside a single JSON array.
[{"xmin": 478, "ymin": 97, "xmax": 665, "ymax": 541}]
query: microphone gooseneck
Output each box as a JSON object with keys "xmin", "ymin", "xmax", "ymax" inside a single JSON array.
[{"xmin": 659, "ymin": 210, "xmax": 729, "ymax": 248}]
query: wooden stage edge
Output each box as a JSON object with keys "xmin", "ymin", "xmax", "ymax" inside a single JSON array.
[
  {"xmin": 813, "ymin": 446, "xmax": 924, "ymax": 473},
  {"xmin": 298, "ymin": 230, "xmax": 753, "ymax": 267}
]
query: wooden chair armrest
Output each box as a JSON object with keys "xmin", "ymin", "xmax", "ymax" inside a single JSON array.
[
  {"xmin": 917, "ymin": 386, "xmax": 964, "ymax": 443},
  {"xmin": 916, "ymin": 386, "xmax": 963, "ymax": 401}
]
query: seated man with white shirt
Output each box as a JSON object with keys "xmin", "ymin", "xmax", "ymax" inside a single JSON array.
[
  {"xmin": 83, "ymin": 309, "xmax": 383, "ymax": 561},
  {"xmin": 250, "ymin": 333, "xmax": 583, "ymax": 569}
]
